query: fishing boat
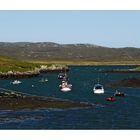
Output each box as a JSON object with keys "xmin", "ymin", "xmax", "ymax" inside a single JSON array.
[
  {"xmin": 114, "ymin": 90, "xmax": 125, "ymax": 97},
  {"xmin": 93, "ymin": 84, "xmax": 104, "ymax": 94},
  {"xmin": 11, "ymin": 80, "xmax": 22, "ymax": 85},
  {"xmin": 58, "ymin": 73, "xmax": 67, "ymax": 80},
  {"xmin": 59, "ymin": 80, "xmax": 72, "ymax": 92},
  {"xmin": 39, "ymin": 78, "xmax": 48, "ymax": 83}
]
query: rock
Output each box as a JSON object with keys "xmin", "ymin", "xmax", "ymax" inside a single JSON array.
[
  {"xmin": 110, "ymin": 77, "xmax": 140, "ymax": 87},
  {"xmin": 0, "ymin": 65, "xmax": 69, "ymax": 79},
  {"xmin": 0, "ymin": 91, "xmax": 94, "ymax": 110}
]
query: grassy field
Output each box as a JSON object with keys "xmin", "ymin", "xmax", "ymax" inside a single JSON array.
[
  {"xmin": 1, "ymin": 56, "xmax": 140, "ymax": 73},
  {"xmin": 0, "ymin": 56, "xmax": 40, "ymax": 72},
  {"xmin": 134, "ymin": 66, "xmax": 140, "ymax": 70},
  {"xmin": 30, "ymin": 59, "xmax": 140, "ymax": 65}
]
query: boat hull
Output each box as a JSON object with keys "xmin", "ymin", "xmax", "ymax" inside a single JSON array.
[
  {"xmin": 93, "ymin": 84, "xmax": 104, "ymax": 94},
  {"xmin": 114, "ymin": 93, "xmax": 125, "ymax": 97},
  {"xmin": 60, "ymin": 87, "xmax": 72, "ymax": 92},
  {"xmin": 106, "ymin": 97, "xmax": 116, "ymax": 101},
  {"xmin": 93, "ymin": 89, "xmax": 104, "ymax": 94},
  {"xmin": 11, "ymin": 80, "xmax": 22, "ymax": 85}
]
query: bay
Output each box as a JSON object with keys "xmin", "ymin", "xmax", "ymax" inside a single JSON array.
[{"xmin": 0, "ymin": 65, "xmax": 140, "ymax": 129}]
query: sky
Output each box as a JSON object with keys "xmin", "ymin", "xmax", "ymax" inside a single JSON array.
[{"xmin": 0, "ymin": 10, "xmax": 140, "ymax": 48}]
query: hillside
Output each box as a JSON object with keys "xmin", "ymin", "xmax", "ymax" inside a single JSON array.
[
  {"xmin": 0, "ymin": 42, "xmax": 140, "ymax": 61},
  {"xmin": 0, "ymin": 56, "xmax": 40, "ymax": 72}
]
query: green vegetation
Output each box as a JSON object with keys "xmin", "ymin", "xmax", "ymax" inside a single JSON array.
[
  {"xmin": 1, "ymin": 42, "xmax": 140, "ymax": 62},
  {"xmin": 31, "ymin": 59, "xmax": 140, "ymax": 65},
  {"xmin": 0, "ymin": 56, "xmax": 40, "ymax": 72},
  {"xmin": 134, "ymin": 66, "xmax": 140, "ymax": 71},
  {"xmin": 0, "ymin": 55, "xmax": 140, "ymax": 73}
]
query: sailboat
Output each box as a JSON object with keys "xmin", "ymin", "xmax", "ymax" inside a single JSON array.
[
  {"xmin": 93, "ymin": 78, "xmax": 104, "ymax": 94},
  {"xmin": 59, "ymin": 69, "xmax": 72, "ymax": 92},
  {"xmin": 59, "ymin": 80, "xmax": 72, "ymax": 92}
]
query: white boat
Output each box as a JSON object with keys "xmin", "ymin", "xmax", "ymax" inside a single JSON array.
[
  {"xmin": 59, "ymin": 81, "xmax": 72, "ymax": 92},
  {"xmin": 61, "ymin": 87, "xmax": 72, "ymax": 92},
  {"xmin": 93, "ymin": 84, "xmax": 104, "ymax": 94},
  {"xmin": 11, "ymin": 80, "xmax": 22, "ymax": 85},
  {"xmin": 39, "ymin": 78, "xmax": 48, "ymax": 83}
]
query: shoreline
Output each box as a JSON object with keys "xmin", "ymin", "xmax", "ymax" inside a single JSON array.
[
  {"xmin": 110, "ymin": 77, "xmax": 140, "ymax": 87},
  {"xmin": 32, "ymin": 60, "xmax": 140, "ymax": 66},
  {"xmin": 0, "ymin": 61, "xmax": 140, "ymax": 79},
  {"xmin": 68, "ymin": 64, "xmax": 140, "ymax": 66},
  {"xmin": 0, "ymin": 65, "xmax": 69, "ymax": 79},
  {"xmin": 104, "ymin": 69, "xmax": 140, "ymax": 73},
  {"xmin": 0, "ymin": 91, "xmax": 93, "ymax": 110}
]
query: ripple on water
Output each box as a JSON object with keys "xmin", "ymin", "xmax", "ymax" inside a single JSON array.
[{"xmin": 0, "ymin": 66, "xmax": 140, "ymax": 129}]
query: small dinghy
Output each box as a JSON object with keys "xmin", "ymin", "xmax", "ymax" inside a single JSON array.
[
  {"xmin": 11, "ymin": 80, "xmax": 22, "ymax": 85},
  {"xmin": 106, "ymin": 96, "xmax": 116, "ymax": 101},
  {"xmin": 93, "ymin": 84, "xmax": 104, "ymax": 94},
  {"xmin": 59, "ymin": 81, "xmax": 72, "ymax": 92},
  {"xmin": 39, "ymin": 78, "xmax": 48, "ymax": 83},
  {"xmin": 114, "ymin": 90, "xmax": 125, "ymax": 97}
]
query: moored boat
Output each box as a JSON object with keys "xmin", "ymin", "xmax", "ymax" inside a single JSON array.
[
  {"xmin": 93, "ymin": 84, "xmax": 104, "ymax": 94},
  {"xmin": 39, "ymin": 78, "xmax": 48, "ymax": 83},
  {"xmin": 11, "ymin": 80, "xmax": 22, "ymax": 85},
  {"xmin": 106, "ymin": 96, "xmax": 116, "ymax": 101},
  {"xmin": 59, "ymin": 80, "xmax": 72, "ymax": 92},
  {"xmin": 114, "ymin": 90, "xmax": 125, "ymax": 97},
  {"xmin": 58, "ymin": 73, "xmax": 67, "ymax": 80}
]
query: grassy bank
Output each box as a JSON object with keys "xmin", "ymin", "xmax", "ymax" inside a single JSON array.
[
  {"xmin": 0, "ymin": 56, "xmax": 68, "ymax": 74},
  {"xmin": 134, "ymin": 66, "xmax": 140, "ymax": 70},
  {"xmin": 1, "ymin": 55, "xmax": 140, "ymax": 73},
  {"xmin": 0, "ymin": 56, "xmax": 40, "ymax": 72}
]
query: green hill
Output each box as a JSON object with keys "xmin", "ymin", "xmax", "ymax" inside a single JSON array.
[{"xmin": 0, "ymin": 42, "xmax": 140, "ymax": 63}]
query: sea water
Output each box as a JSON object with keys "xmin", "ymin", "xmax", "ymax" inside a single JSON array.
[{"xmin": 0, "ymin": 65, "xmax": 140, "ymax": 129}]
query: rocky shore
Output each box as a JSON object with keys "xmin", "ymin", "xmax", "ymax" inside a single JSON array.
[
  {"xmin": 0, "ymin": 64, "xmax": 69, "ymax": 79},
  {"xmin": 0, "ymin": 70, "xmax": 40, "ymax": 79},
  {"xmin": 104, "ymin": 68, "xmax": 140, "ymax": 73},
  {"xmin": 0, "ymin": 91, "xmax": 93, "ymax": 110},
  {"xmin": 39, "ymin": 64, "xmax": 69, "ymax": 73},
  {"xmin": 110, "ymin": 77, "xmax": 140, "ymax": 87}
]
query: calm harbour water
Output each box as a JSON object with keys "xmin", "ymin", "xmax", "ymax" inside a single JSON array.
[{"xmin": 0, "ymin": 65, "xmax": 140, "ymax": 129}]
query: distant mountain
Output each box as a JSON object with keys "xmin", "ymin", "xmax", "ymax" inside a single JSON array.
[{"xmin": 0, "ymin": 42, "xmax": 140, "ymax": 61}]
